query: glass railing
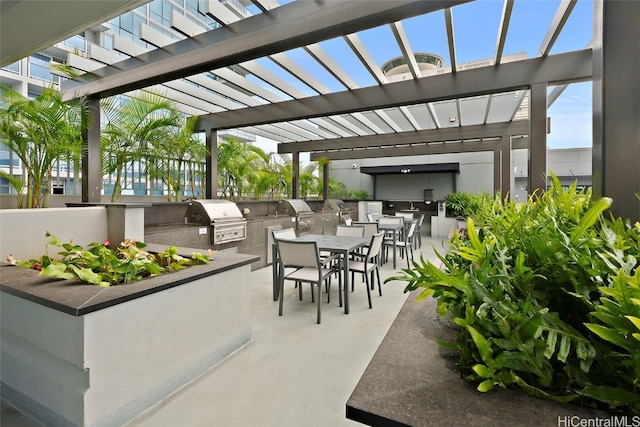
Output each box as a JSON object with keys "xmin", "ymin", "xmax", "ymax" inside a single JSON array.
[
  {"xmin": 28, "ymin": 58, "xmax": 61, "ymax": 85},
  {"xmin": 220, "ymin": 0, "xmax": 251, "ymax": 17},
  {"xmin": 62, "ymin": 35, "xmax": 87, "ymax": 52},
  {"xmin": 2, "ymin": 61, "xmax": 21, "ymax": 74}
]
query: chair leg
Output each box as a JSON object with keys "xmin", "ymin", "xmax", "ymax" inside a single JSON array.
[
  {"xmin": 278, "ymin": 278, "xmax": 285, "ymax": 316},
  {"xmin": 326, "ymin": 278, "xmax": 331, "ymax": 303},
  {"xmin": 364, "ymin": 272, "xmax": 372, "ymax": 309},
  {"xmin": 316, "ymin": 282, "xmax": 322, "ymax": 324},
  {"xmin": 406, "ymin": 245, "xmax": 414, "ymax": 269},
  {"xmin": 338, "ymin": 267, "xmax": 343, "ymax": 307},
  {"xmin": 375, "ymin": 267, "xmax": 382, "ymax": 296},
  {"xmin": 310, "ymin": 283, "xmax": 315, "ymax": 303}
]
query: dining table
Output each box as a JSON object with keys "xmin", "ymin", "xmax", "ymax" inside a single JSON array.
[{"xmin": 272, "ymin": 234, "xmax": 369, "ymax": 315}]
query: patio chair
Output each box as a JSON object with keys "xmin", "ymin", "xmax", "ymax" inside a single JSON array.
[
  {"xmin": 336, "ymin": 225, "xmax": 364, "ymax": 237},
  {"xmin": 339, "ymin": 232, "xmax": 385, "ymax": 308},
  {"xmin": 416, "ymin": 213, "xmax": 425, "ymax": 248},
  {"xmin": 366, "ymin": 212, "xmax": 381, "ymax": 222},
  {"xmin": 351, "ymin": 221, "xmax": 379, "ymax": 238},
  {"xmin": 383, "ymin": 220, "xmax": 416, "ymax": 269},
  {"xmin": 272, "ymin": 228, "xmax": 306, "ymax": 300},
  {"xmin": 275, "ymin": 239, "xmax": 335, "ymax": 324}
]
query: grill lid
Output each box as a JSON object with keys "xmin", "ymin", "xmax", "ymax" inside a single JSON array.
[
  {"xmin": 277, "ymin": 199, "xmax": 313, "ymax": 216},
  {"xmin": 323, "ymin": 199, "xmax": 349, "ymax": 211},
  {"xmin": 185, "ymin": 199, "xmax": 245, "ymax": 225}
]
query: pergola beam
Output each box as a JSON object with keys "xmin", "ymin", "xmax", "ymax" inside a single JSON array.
[
  {"xmin": 62, "ymin": 0, "xmax": 472, "ymax": 100},
  {"xmin": 281, "ymin": 121, "xmax": 529, "ymax": 153},
  {"xmin": 310, "ymin": 137, "xmax": 529, "ymax": 161},
  {"xmin": 196, "ymin": 49, "xmax": 592, "ymax": 131},
  {"xmin": 537, "ymin": 0, "xmax": 577, "ymax": 57}
]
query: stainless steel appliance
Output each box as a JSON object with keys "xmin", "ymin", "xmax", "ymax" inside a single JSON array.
[
  {"xmin": 323, "ymin": 199, "xmax": 353, "ymax": 223},
  {"xmin": 276, "ymin": 199, "xmax": 315, "ymax": 232},
  {"xmin": 184, "ymin": 199, "xmax": 247, "ymax": 245}
]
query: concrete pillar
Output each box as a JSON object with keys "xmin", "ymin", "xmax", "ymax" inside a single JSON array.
[
  {"xmin": 205, "ymin": 130, "xmax": 218, "ymax": 199},
  {"xmin": 292, "ymin": 152, "xmax": 299, "ymax": 199},
  {"xmin": 82, "ymin": 96, "xmax": 101, "ymax": 203},
  {"xmin": 592, "ymin": 0, "xmax": 640, "ymax": 221},
  {"xmin": 528, "ymin": 83, "xmax": 548, "ymax": 196}
]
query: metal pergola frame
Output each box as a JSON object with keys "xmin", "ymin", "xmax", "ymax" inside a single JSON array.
[{"xmin": 54, "ymin": 0, "xmax": 639, "ymax": 221}]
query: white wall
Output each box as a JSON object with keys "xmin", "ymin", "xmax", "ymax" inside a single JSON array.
[
  {"xmin": 1, "ymin": 263, "xmax": 252, "ymax": 427},
  {"xmin": 0, "ymin": 207, "xmax": 108, "ymax": 261},
  {"xmin": 329, "ymin": 148, "xmax": 592, "ymax": 200}
]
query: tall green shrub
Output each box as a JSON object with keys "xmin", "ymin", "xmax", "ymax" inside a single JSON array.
[{"xmin": 388, "ymin": 176, "xmax": 639, "ymax": 413}]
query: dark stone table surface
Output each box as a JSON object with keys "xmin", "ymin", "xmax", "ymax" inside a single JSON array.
[
  {"xmin": 347, "ymin": 294, "xmax": 609, "ymax": 427},
  {"xmin": 0, "ymin": 244, "xmax": 258, "ymax": 317}
]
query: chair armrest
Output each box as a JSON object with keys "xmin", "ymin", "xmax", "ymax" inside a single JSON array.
[{"xmin": 321, "ymin": 253, "xmax": 341, "ymax": 267}]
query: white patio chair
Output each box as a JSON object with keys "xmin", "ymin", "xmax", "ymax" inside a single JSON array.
[
  {"xmin": 275, "ymin": 239, "xmax": 336, "ymax": 324},
  {"xmin": 383, "ymin": 220, "xmax": 417, "ymax": 269},
  {"xmin": 338, "ymin": 232, "xmax": 385, "ymax": 308}
]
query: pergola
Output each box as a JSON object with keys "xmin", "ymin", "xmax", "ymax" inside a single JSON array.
[{"xmin": 28, "ymin": 0, "xmax": 638, "ymax": 221}]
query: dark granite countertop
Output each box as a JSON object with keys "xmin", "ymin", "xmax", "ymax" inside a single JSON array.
[
  {"xmin": 0, "ymin": 245, "xmax": 259, "ymax": 317},
  {"xmin": 347, "ymin": 294, "xmax": 607, "ymax": 427}
]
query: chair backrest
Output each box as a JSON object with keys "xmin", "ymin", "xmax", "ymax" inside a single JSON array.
[
  {"xmin": 273, "ymin": 228, "xmax": 297, "ymax": 240},
  {"xmin": 395, "ymin": 212, "xmax": 414, "ymax": 219},
  {"xmin": 379, "ymin": 216, "xmax": 404, "ymax": 226},
  {"xmin": 366, "ymin": 213, "xmax": 381, "ymax": 222},
  {"xmin": 275, "ymin": 239, "xmax": 320, "ymax": 269},
  {"xmin": 336, "ymin": 225, "xmax": 364, "ymax": 237},
  {"xmin": 352, "ymin": 221, "xmax": 378, "ymax": 237},
  {"xmin": 405, "ymin": 221, "xmax": 417, "ymax": 240},
  {"xmin": 366, "ymin": 232, "xmax": 385, "ymax": 260}
]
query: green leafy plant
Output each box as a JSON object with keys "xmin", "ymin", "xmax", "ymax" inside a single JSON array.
[
  {"xmin": 387, "ymin": 175, "xmax": 640, "ymax": 413},
  {"xmin": 12, "ymin": 232, "xmax": 210, "ymax": 288},
  {"xmin": 444, "ymin": 192, "xmax": 489, "ymax": 218},
  {"xmin": 350, "ymin": 190, "xmax": 369, "ymax": 201}
]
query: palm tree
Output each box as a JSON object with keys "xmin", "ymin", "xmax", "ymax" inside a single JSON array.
[
  {"xmin": 217, "ymin": 136, "xmax": 266, "ymax": 200},
  {"xmin": 0, "ymin": 85, "xmax": 89, "ymax": 208},
  {"xmin": 151, "ymin": 116, "xmax": 209, "ymax": 201},
  {"xmin": 101, "ymin": 91, "xmax": 180, "ymax": 202}
]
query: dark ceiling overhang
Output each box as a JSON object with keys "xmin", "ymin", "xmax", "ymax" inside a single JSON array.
[
  {"xmin": 0, "ymin": 0, "xmax": 150, "ymax": 67},
  {"xmin": 60, "ymin": 0, "xmax": 472, "ymax": 100},
  {"xmin": 361, "ymin": 163, "xmax": 460, "ymax": 176}
]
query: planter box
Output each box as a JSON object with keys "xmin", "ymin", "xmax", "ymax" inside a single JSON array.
[{"xmin": 1, "ymin": 248, "xmax": 259, "ymax": 427}]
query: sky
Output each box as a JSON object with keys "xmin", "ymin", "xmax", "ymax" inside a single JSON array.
[{"xmin": 247, "ymin": 0, "xmax": 594, "ymax": 154}]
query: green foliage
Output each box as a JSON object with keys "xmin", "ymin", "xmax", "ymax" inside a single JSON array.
[
  {"xmin": 0, "ymin": 85, "xmax": 89, "ymax": 208},
  {"xmin": 15, "ymin": 232, "xmax": 210, "ymax": 287},
  {"xmin": 0, "ymin": 170, "xmax": 25, "ymax": 208},
  {"xmin": 444, "ymin": 192, "xmax": 490, "ymax": 218},
  {"xmin": 350, "ymin": 190, "xmax": 369, "ymax": 201},
  {"xmin": 387, "ymin": 175, "xmax": 640, "ymax": 413},
  {"xmin": 101, "ymin": 92, "xmax": 181, "ymax": 202}
]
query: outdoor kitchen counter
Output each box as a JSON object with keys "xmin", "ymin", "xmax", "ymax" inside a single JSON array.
[{"xmin": 0, "ymin": 247, "xmax": 258, "ymax": 316}]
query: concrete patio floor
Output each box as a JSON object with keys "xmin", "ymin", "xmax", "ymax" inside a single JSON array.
[{"xmin": 1, "ymin": 236, "xmax": 447, "ymax": 427}]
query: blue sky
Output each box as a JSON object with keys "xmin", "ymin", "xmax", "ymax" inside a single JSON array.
[{"xmin": 250, "ymin": 0, "xmax": 594, "ymax": 152}]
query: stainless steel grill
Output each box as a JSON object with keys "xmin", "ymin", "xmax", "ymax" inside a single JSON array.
[
  {"xmin": 323, "ymin": 199, "xmax": 353, "ymax": 223},
  {"xmin": 276, "ymin": 199, "xmax": 315, "ymax": 232},
  {"xmin": 184, "ymin": 199, "xmax": 247, "ymax": 245}
]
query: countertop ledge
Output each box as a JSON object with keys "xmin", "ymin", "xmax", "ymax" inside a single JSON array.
[
  {"xmin": 346, "ymin": 294, "xmax": 608, "ymax": 427},
  {"xmin": 0, "ymin": 247, "xmax": 259, "ymax": 317}
]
